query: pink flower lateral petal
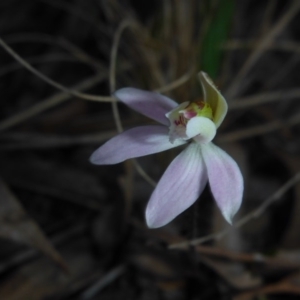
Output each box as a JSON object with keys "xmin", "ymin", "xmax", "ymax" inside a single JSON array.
[
  {"xmin": 201, "ymin": 143, "xmax": 244, "ymax": 224},
  {"xmin": 115, "ymin": 88, "xmax": 178, "ymax": 126},
  {"xmin": 146, "ymin": 143, "xmax": 208, "ymax": 228},
  {"xmin": 90, "ymin": 125, "xmax": 186, "ymax": 165}
]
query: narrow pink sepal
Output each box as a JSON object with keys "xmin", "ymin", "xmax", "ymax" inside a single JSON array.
[
  {"xmin": 201, "ymin": 143, "xmax": 244, "ymax": 224},
  {"xmin": 90, "ymin": 125, "xmax": 186, "ymax": 165},
  {"xmin": 146, "ymin": 143, "xmax": 208, "ymax": 228},
  {"xmin": 115, "ymin": 88, "xmax": 178, "ymax": 126}
]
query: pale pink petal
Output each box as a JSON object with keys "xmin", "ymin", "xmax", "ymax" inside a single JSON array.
[
  {"xmin": 201, "ymin": 143, "xmax": 243, "ymax": 224},
  {"xmin": 146, "ymin": 143, "xmax": 208, "ymax": 228},
  {"xmin": 90, "ymin": 125, "xmax": 186, "ymax": 165},
  {"xmin": 115, "ymin": 88, "xmax": 178, "ymax": 126}
]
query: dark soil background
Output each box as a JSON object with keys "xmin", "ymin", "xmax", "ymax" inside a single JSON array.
[{"xmin": 0, "ymin": 0, "xmax": 300, "ymax": 299}]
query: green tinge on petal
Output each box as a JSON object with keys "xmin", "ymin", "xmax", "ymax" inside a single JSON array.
[
  {"xmin": 198, "ymin": 102, "xmax": 213, "ymax": 119},
  {"xmin": 180, "ymin": 102, "xmax": 213, "ymax": 120},
  {"xmin": 198, "ymin": 71, "xmax": 228, "ymax": 128},
  {"xmin": 186, "ymin": 117, "xmax": 216, "ymax": 144}
]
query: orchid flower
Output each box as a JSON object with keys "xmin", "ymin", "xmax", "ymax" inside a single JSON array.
[{"xmin": 90, "ymin": 72, "xmax": 243, "ymax": 228}]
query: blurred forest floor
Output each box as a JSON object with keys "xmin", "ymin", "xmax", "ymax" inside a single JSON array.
[{"xmin": 0, "ymin": 0, "xmax": 300, "ymax": 299}]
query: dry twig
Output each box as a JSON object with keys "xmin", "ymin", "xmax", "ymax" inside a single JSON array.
[{"xmin": 225, "ymin": 0, "xmax": 300, "ymax": 98}]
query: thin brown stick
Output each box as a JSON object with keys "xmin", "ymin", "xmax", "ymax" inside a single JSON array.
[
  {"xmin": 0, "ymin": 131, "xmax": 117, "ymax": 150},
  {"xmin": 225, "ymin": 0, "xmax": 300, "ymax": 98},
  {"xmin": 0, "ymin": 37, "xmax": 113, "ymax": 102},
  {"xmin": 4, "ymin": 32, "xmax": 104, "ymax": 70},
  {"xmin": 40, "ymin": 0, "xmax": 110, "ymax": 37},
  {"xmin": 234, "ymin": 272, "xmax": 300, "ymax": 300},
  {"xmin": 0, "ymin": 54, "xmax": 78, "ymax": 77},
  {"xmin": 194, "ymin": 244, "xmax": 299, "ymax": 270},
  {"xmin": 229, "ymin": 89, "xmax": 300, "ymax": 110},
  {"xmin": 131, "ymin": 160, "xmax": 156, "ymax": 187},
  {"xmin": 217, "ymin": 111, "xmax": 300, "ymax": 143},
  {"xmin": 0, "ymin": 74, "xmax": 105, "ymax": 131},
  {"xmin": 109, "ymin": 20, "xmax": 134, "ymax": 132},
  {"xmin": 224, "ymin": 39, "xmax": 300, "ymax": 54},
  {"xmin": 155, "ymin": 68, "xmax": 194, "ymax": 93},
  {"xmin": 81, "ymin": 264, "xmax": 126, "ymax": 299},
  {"xmin": 261, "ymin": 0, "xmax": 278, "ymax": 34}
]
